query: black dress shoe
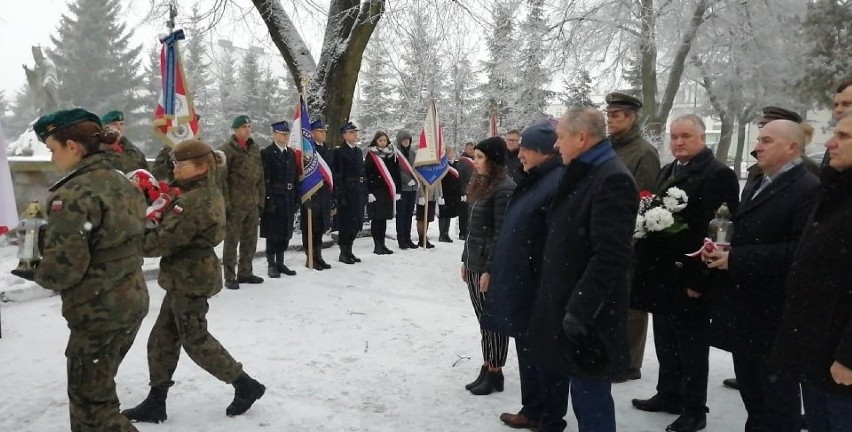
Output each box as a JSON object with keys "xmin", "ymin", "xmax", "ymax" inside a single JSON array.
[
  {"xmin": 438, "ymin": 234, "xmax": 454, "ymax": 243},
  {"xmin": 631, "ymin": 394, "xmax": 682, "ymax": 415},
  {"xmin": 722, "ymin": 378, "xmax": 740, "ymax": 390},
  {"xmin": 277, "ymin": 263, "xmax": 296, "ymax": 276},
  {"xmin": 267, "ymin": 265, "xmax": 281, "ymax": 278},
  {"xmin": 380, "ymin": 245, "xmax": 394, "ymax": 254},
  {"xmin": 666, "ymin": 413, "xmax": 706, "ymax": 432},
  {"xmin": 406, "ymin": 240, "xmax": 419, "ymax": 249},
  {"xmin": 339, "ymin": 253, "xmax": 356, "ymax": 264},
  {"xmin": 612, "ymin": 368, "xmax": 641, "ymax": 383},
  {"xmin": 317, "ymin": 257, "xmax": 331, "ymax": 269},
  {"xmin": 225, "ymin": 279, "xmax": 240, "ymax": 290},
  {"xmin": 350, "ymin": 254, "xmax": 362, "ymax": 262},
  {"xmin": 237, "ymin": 274, "xmax": 264, "ymax": 284},
  {"xmin": 398, "ymin": 241, "xmax": 410, "ymax": 250}
]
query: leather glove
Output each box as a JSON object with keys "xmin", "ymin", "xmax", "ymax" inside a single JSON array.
[
  {"xmin": 562, "ymin": 312, "xmax": 588, "ymax": 344},
  {"xmin": 394, "ymin": 194, "xmax": 401, "ymax": 201},
  {"xmin": 407, "ymin": 179, "xmax": 416, "ymax": 186},
  {"xmin": 418, "ymin": 197, "xmax": 426, "ymax": 205},
  {"xmin": 461, "ymin": 195, "xmax": 467, "ymax": 202},
  {"xmin": 368, "ymin": 194, "xmax": 377, "ymax": 203},
  {"xmin": 11, "ymin": 268, "xmax": 35, "ymax": 281}
]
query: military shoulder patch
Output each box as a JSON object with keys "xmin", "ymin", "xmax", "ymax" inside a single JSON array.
[{"xmin": 50, "ymin": 200, "xmax": 63, "ymax": 211}]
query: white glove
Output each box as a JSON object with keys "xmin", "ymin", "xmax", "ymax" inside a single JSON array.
[
  {"xmin": 395, "ymin": 194, "xmax": 401, "ymax": 201},
  {"xmin": 438, "ymin": 198, "xmax": 445, "ymax": 205},
  {"xmin": 368, "ymin": 194, "xmax": 377, "ymax": 203},
  {"xmin": 407, "ymin": 179, "xmax": 416, "ymax": 186},
  {"xmin": 418, "ymin": 197, "xmax": 426, "ymax": 205},
  {"xmin": 461, "ymin": 195, "xmax": 467, "ymax": 202}
]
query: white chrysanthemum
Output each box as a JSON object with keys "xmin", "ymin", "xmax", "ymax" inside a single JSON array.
[
  {"xmin": 663, "ymin": 196, "xmax": 679, "ymax": 211},
  {"xmin": 644, "ymin": 207, "xmax": 675, "ymax": 232},
  {"xmin": 667, "ymin": 187, "xmax": 688, "ymax": 202}
]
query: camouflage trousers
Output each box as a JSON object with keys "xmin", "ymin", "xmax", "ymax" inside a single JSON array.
[
  {"xmin": 223, "ymin": 206, "xmax": 259, "ymax": 281},
  {"xmin": 146, "ymin": 292, "xmax": 243, "ymax": 388},
  {"xmin": 65, "ymin": 281, "xmax": 148, "ymax": 432}
]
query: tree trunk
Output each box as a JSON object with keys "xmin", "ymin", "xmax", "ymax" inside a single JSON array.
[
  {"xmin": 697, "ymin": 72, "xmax": 734, "ymax": 163},
  {"xmin": 733, "ymin": 118, "xmax": 748, "ymax": 178},
  {"xmin": 641, "ymin": 0, "xmax": 711, "ymax": 143},
  {"xmin": 252, "ymin": 0, "xmax": 385, "ymax": 147}
]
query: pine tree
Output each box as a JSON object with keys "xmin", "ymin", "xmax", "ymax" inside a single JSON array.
[
  {"xmin": 48, "ymin": 0, "xmax": 147, "ymax": 148},
  {"xmin": 393, "ymin": 8, "xmax": 446, "ymax": 132},
  {"xmin": 509, "ymin": 0, "xmax": 552, "ymax": 129},
  {"xmin": 797, "ymin": 0, "xmax": 852, "ymax": 108},
  {"xmin": 215, "ymin": 44, "xmax": 240, "ymax": 140},
  {"xmin": 357, "ymin": 32, "xmax": 397, "ymax": 140},
  {"xmin": 561, "ymin": 69, "xmax": 596, "ymax": 108},
  {"xmin": 480, "ymin": 1, "xmax": 517, "ymax": 134},
  {"xmin": 238, "ymin": 48, "xmax": 266, "ymax": 142},
  {"xmin": 445, "ymin": 58, "xmax": 481, "ymax": 147},
  {"xmin": 5, "ymin": 86, "xmax": 39, "ymax": 142}
]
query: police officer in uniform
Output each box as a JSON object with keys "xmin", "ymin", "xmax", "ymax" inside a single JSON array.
[
  {"xmin": 300, "ymin": 119, "xmax": 334, "ymax": 270},
  {"xmin": 18, "ymin": 108, "xmax": 149, "ymax": 432},
  {"xmin": 260, "ymin": 120, "xmax": 299, "ymax": 277},
  {"xmin": 122, "ymin": 139, "xmax": 266, "ymax": 422},
  {"xmin": 333, "ymin": 121, "xmax": 366, "ymax": 264}
]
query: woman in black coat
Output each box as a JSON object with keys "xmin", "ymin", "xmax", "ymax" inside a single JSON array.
[
  {"xmin": 772, "ymin": 118, "xmax": 852, "ymax": 432},
  {"xmin": 460, "ymin": 136, "xmax": 515, "ymax": 395},
  {"xmin": 364, "ymin": 131, "xmax": 402, "ymax": 254}
]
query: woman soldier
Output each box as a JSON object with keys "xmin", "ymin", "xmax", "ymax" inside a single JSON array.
[
  {"xmin": 460, "ymin": 136, "xmax": 516, "ymax": 395},
  {"xmin": 18, "ymin": 108, "xmax": 150, "ymax": 431},
  {"xmin": 365, "ymin": 131, "xmax": 402, "ymax": 254},
  {"xmin": 122, "ymin": 139, "xmax": 266, "ymax": 423}
]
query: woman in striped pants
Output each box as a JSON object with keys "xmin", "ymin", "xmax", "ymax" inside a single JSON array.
[{"xmin": 460, "ymin": 136, "xmax": 516, "ymax": 395}]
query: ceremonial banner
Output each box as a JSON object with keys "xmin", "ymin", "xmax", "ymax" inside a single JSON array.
[
  {"xmin": 414, "ymin": 99, "xmax": 449, "ymax": 187},
  {"xmin": 153, "ymin": 29, "xmax": 200, "ymax": 148},
  {"xmin": 291, "ymin": 96, "xmax": 332, "ymax": 202}
]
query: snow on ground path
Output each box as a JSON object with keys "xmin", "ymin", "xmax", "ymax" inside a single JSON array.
[{"xmin": 0, "ymin": 229, "xmax": 746, "ymax": 431}]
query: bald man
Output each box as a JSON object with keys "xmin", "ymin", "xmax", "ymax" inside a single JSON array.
[{"xmin": 704, "ymin": 119, "xmax": 820, "ymax": 432}]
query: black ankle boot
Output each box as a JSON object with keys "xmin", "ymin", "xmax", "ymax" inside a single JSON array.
[
  {"xmin": 316, "ymin": 254, "xmax": 331, "ymax": 269},
  {"xmin": 122, "ymin": 386, "xmax": 168, "ymax": 423},
  {"xmin": 266, "ymin": 253, "xmax": 280, "ymax": 278},
  {"xmin": 464, "ymin": 365, "xmax": 488, "ymax": 390},
  {"xmin": 226, "ymin": 372, "xmax": 266, "ymax": 417},
  {"xmin": 469, "ymin": 370, "xmax": 504, "ymax": 395}
]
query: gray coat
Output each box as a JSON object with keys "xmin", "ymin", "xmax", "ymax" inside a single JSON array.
[{"xmin": 396, "ymin": 130, "xmax": 418, "ymax": 192}]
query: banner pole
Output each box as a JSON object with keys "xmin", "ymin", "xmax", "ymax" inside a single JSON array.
[{"xmin": 299, "ymin": 77, "xmax": 315, "ymax": 270}]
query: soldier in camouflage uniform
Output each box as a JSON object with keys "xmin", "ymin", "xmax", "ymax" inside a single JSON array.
[
  {"xmin": 219, "ymin": 115, "xmax": 266, "ymax": 290},
  {"xmin": 101, "ymin": 110, "xmax": 150, "ymax": 173},
  {"xmin": 16, "ymin": 108, "xmax": 150, "ymax": 432},
  {"xmin": 122, "ymin": 139, "xmax": 266, "ymax": 423}
]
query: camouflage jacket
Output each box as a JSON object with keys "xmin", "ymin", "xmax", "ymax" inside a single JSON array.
[
  {"xmin": 219, "ymin": 135, "xmax": 264, "ymax": 209},
  {"xmin": 35, "ymin": 153, "xmax": 148, "ymax": 325},
  {"xmin": 142, "ymin": 174, "xmax": 226, "ymax": 298},
  {"xmin": 151, "ymin": 146, "xmax": 174, "ymax": 183},
  {"xmin": 105, "ymin": 136, "xmax": 150, "ymax": 174}
]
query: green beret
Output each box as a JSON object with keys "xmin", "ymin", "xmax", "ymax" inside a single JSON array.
[
  {"xmin": 33, "ymin": 108, "xmax": 102, "ymax": 142},
  {"xmin": 232, "ymin": 115, "xmax": 251, "ymax": 129},
  {"xmin": 760, "ymin": 106, "xmax": 802, "ymax": 124},
  {"xmin": 101, "ymin": 110, "xmax": 124, "ymax": 124},
  {"xmin": 605, "ymin": 92, "xmax": 643, "ymax": 112}
]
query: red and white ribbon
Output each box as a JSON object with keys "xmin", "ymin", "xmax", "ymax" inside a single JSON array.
[
  {"xmin": 685, "ymin": 237, "xmax": 730, "ymax": 258},
  {"xmin": 368, "ymin": 151, "xmax": 397, "ymax": 197}
]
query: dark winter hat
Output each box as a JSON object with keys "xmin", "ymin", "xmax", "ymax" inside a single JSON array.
[
  {"xmin": 604, "ymin": 92, "xmax": 642, "ymax": 112},
  {"xmin": 271, "ymin": 120, "xmax": 291, "ymax": 133},
  {"xmin": 396, "ymin": 129, "xmax": 413, "ymax": 144},
  {"xmin": 101, "ymin": 110, "xmax": 124, "ymax": 124},
  {"xmin": 171, "ymin": 139, "xmax": 212, "ymax": 162},
  {"xmin": 474, "ymin": 136, "xmax": 508, "ymax": 166},
  {"xmin": 340, "ymin": 122, "xmax": 358, "ymax": 134},
  {"xmin": 310, "ymin": 119, "xmax": 327, "ymax": 130},
  {"xmin": 33, "ymin": 108, "xmax": 102, "ymax": 142},
  {"xmin": 759, "ymin": 106, "xmax": 802, "ymax": 126},
  {"xmin": 520, "ymin": 120, "xmax": 558, "ymax": 155},
  {"xmin": 231, "ymin": 115, "xmax": 251, "ymax": 129}
]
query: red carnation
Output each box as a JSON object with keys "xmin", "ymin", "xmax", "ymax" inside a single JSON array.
[{"xmin": 639, "ymin": 190, "xmax": 653, "ymax": 199}]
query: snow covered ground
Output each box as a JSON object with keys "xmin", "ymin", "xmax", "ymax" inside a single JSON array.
[{"xmin": 0, "ymin": 223, "xmax": 748, "ymax": 431}]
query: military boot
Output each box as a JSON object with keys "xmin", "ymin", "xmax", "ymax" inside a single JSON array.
[
  {"xmin": 226, "ymin": 372, "xmax": 266, "ymax": 417},
  {"xmin": 275, "ymin": 252, "xmax": 296, "ymax": 276},
  {"xmin": 122, "ymin": 386, "xmax": 168, "ymax": 423}
]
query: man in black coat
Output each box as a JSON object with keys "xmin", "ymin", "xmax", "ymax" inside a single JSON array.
[
  {"xmin": 300, "ymin": 120, "xmax": 334, "ymax": 270},
  {"xmin": 526, "ymin": 108, "xmax": 638, "ymax": 432},
  {"xmin": 260, "ymin": 120, "xmax": 299, "ymax": 277},
  {"xmin": 484, "ymin": 121, "xmax": 566, "ymax": 431},
  {"xmin": 332, "ymin": 122, "xmax": 366, "ymax": 264},
  {"xmin": 630, "ymin": 114, "xmax": 740, "ymax": 432},
  {"xmin": 704, "ymin": 119, "xmax": 820, "ymax": 432},
  {"xmin": 438, "ymin": 147, "xmax": 463, "ymax": 243},
  {"xmin": 505, "ymin": 129, "xmax": 525, "ymax": 184}
]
